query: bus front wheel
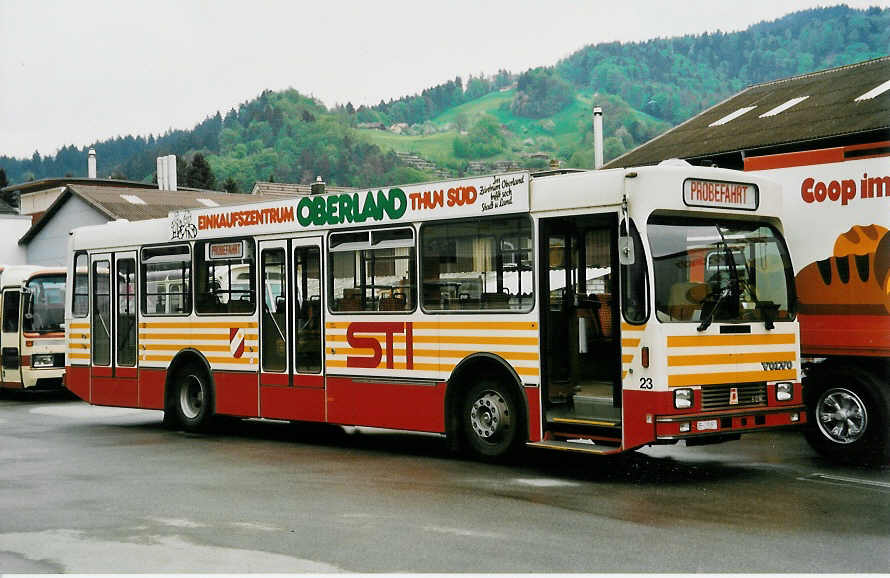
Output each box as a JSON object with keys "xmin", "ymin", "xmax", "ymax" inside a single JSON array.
[
  {"xmin": 462, "ymin": 379, "xmax": 522, "ymax": 460},
  {"xmin": 171, "ymin": 364, "xmax": 214, "ymax": 432}
]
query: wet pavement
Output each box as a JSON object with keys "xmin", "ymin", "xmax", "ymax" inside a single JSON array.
[{"xmin": 1, "ymin": 389, "xmax": 888, "ymax": 572}]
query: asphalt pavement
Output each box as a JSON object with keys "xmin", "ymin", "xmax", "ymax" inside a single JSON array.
[{"xmin": 1, "ymin": 389, "xmax": 888, "ymax": 573}]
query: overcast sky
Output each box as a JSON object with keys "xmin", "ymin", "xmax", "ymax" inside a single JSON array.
[{"xmin": 1, "ymin": 0, "xmax": 887, "ymax": 159}]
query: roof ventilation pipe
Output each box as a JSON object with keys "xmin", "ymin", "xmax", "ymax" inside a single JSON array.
[
  {"xmin": 88, "ymin": 148, "xmax": 97, "ymax": 179},
  {"xmin": 157, "ymin": 156, "xmax": 167, "ymax": 190},
  {"xmin": 166, "ymin": 154, "xmax": 177, "ymax": 191},
  {"xmin": 593, "ymin": 106, "xmax": 604, "ymax": 169},
  {"xmin": 310, "ymin": 175, "xmax": 325, "ymax": 195}
]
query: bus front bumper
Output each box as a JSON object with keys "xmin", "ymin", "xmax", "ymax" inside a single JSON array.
[{"xmin": 654, "ymin": 404, "xmax": 807, "ymax": 441}]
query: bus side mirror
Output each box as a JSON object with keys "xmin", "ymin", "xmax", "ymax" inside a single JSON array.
[{"xmin": 618, "ymin": 236, "xmax": 635, "ymax": 266}]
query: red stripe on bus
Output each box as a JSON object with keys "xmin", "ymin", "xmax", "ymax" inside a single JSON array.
[{"xmin": 326, "ymin": 376, "xmax": 446, "ymax": 433}]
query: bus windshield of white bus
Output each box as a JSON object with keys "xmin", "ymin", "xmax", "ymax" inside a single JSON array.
[
  {"xmin": 648, "ymin": 217, "xmax": 794, "ymax": 327},
  {"xmin": 23, "ymin": 274, "xmax": 66, "ymax": 333}
]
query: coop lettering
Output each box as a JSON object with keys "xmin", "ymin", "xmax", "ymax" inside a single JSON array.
[{"xmin": 801, "ymin": 173, "xmax": 889, "ymax": 206}]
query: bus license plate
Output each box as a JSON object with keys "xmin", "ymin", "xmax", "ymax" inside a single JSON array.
[{"xmin": 697, "ymin": 419, "xmax": 718, "ymax": 431}]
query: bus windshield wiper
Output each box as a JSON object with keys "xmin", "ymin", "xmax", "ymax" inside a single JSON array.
[
  {"xmin": 698, "ymin": 226, "xmax": 739, "ymax": 332},
  {"xmin": 697, "ymin": 285, "xmax": 728, "ymax": 332}
]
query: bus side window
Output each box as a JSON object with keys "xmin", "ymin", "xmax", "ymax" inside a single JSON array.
[
  {"xmin": 420, "ymin": 216, "xmax": 533, "ymax": 313},
  {"xmin": 72, "ymin": 252, "xmax": 89, "ymax": 317},
  {"xmin": 620, "ymin": 219, "xmax": 649, "ymax": 324},
  {"xmin": 141, "ymin": 245, "xmax": 192, "ymax": 316}
]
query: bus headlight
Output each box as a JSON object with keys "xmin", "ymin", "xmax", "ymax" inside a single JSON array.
[
  {"xmin": 31, "ymin": 354, "xmax": 55, "ymax": 368},
  {"xmin": 674, "ymin": 388, "xmax": 693, "ymax": 409},
  {"xmin": 776, "ymin": 382, "xmax": 793, "ymax": 401}
]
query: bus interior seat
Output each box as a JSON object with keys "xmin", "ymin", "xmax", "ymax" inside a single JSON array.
[{"xmin": 668, "ymin": 282, "xmax": 708, "ymax": 320}]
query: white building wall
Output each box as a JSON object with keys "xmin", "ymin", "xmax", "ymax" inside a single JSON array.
[
  {"xmin": 0, "ymin": 215, "xmax": 32, "ymax": 265},
  {"xmin": 25, "ymin": 196, "xmax": 109, "ymax": 266},
  {"xmin": 19, "ymin": 187, "xmax": 66, "ymax": 215}
]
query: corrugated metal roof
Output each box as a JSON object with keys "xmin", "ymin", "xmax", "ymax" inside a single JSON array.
[
  {"xmin": 250, "ymin": 181, "xmax": 358, "ymax": 196},
  {"xmin": 606, "ymin": 56, "xmax": 890, "ymax": 168},
  {"xmin": 19, "ymin": 184, "xmax": 255, "ymax": 244}
]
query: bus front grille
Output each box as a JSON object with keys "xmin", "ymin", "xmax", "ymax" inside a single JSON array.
[{"xmin": 700, "ymin": 383, "xmax": 767, "ymax": 411}]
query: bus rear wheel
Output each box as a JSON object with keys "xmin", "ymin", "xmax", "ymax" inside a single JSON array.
[
  {"xmin": 171, "ymin": 364, "xmax": 213, "ymax": 432},
  {"xmin": 462, "ymin": 380, "xmax": 522, "ymax": 460}
]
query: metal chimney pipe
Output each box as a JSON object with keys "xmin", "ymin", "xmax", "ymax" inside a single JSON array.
[
  {"xmin": 593, "ymin": 106, "xmax": 603, "ymax": 169},
  {"xmin": 167, "ymin": 155, "xmax": 177, "ymax": 191},
  {"xmin": 88, "ymin": 148, "xmax": 97, "ymax": 179},
  {"xmin": 157, "ymin": 156, "xmax": 166, "ymax": 190}
]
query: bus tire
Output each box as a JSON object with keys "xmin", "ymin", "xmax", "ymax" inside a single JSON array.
[
  {"xmin": 461, "ymin": 378, "xmax": 523, "ymax": 460},
  {"xmin": 172, "ymin": 363, "xmax": 214, "ymax": 432},
  {"xmin": 803, "ymin": 364, "xmax": 889, "ymax": 466}
]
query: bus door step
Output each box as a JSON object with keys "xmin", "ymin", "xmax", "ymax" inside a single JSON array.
[{"xmin": 527, "ymin": 440, "xmax": 623, "ymax": 455}]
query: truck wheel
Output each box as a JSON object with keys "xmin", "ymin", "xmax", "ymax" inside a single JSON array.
[
  {"xmin": 804, "ymin": 365, "xmax": 889, "ymax": 466},
  {"xmin": 462, "ymin": 379, "xmax": 524, "ymax": 460},
  {"xmin": 172, "ymin": 363, "xmax": 214, "ymax": 432}
]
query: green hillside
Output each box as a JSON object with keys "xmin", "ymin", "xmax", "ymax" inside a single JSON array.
[{"xmin": 2, "ymin": 5, "xmax": 888, "ymax": 193}]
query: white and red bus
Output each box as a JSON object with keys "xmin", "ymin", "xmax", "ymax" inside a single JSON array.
[
  {"xmin": 65, "ymin": 165, "xmax": 806, "ymax": 459},
  {"xmin": 746, "ymin": 141, "xmax": 890, "ymax": 464},
  {"xmin": 1, "ymin": 265, "xmax": 67, "ymax": 391}
]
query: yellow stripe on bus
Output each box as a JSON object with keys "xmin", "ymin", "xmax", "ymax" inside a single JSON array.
[
  {"xmin": 325, "ymin": 358, "xmax": 539, "ymax": 376},
  {"xmin": 325, "ymin": 334, "xmax": 538, "ymax": 346},
  {"xmin": 668, "ymin": 351, "xmax": 797, "ymax": 367},
  {"xmin": 331, "ymin": 347, "xmax": 540, "ymax": 361},
  {"xmin": 141, "ymin": 344, "xmax": 231, "ymax": 352},
  {"xmin": 621, "ymin": 338, "xmax": 640, "ymax": 347},
  {"xmin": 142, "ymin": 354, "xmax": 256, "ymax": 364},
  {"xmin": 68, "ymin": 353, "xmax": 90, "ymax": 359},
  {"xmin": 621, "ymin": 323, "xmax": 645, "ymax": 332},
  {"xmin": 325, "ymin": 321, "xmax": 537, "ymax": 331},
  {"xmin": 139, "ymin": 321, "xmax": 258, "ymax": 329},
  {"xmin": 140, "ymin": 333, "xmax": 234, "ymax": 341},
  {"xmin": 69, "ymin": 323, "xmax": 90, "ymax": 329},
  {"xmin": 667, "ymin": 369, "xmax": 798, "ymax": 387},
  {"xmin": 667, "ymin": 334, "xmax": 796, "ymax": 347}
]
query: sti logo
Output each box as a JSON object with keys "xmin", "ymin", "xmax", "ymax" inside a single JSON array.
[{"xmin": 346, "ymin": 322, "xmax": 415, "ymax": 370}]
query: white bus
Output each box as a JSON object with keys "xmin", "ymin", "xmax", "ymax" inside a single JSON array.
[
  {"xmin": 65, "ymin": 165, "xmax": 806, "ymax": 460},
  {"xmin": 1, "ymin": 265, "xmax": 67, "ymax": 391}
]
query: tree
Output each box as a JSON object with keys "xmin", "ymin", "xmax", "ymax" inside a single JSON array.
[
  {"xmin": 222, "ymin": 177, "xmax": 240, "ymax": 194},
  {"xmin": 0, "ymin": 168, "xmax": 7, "ymax": 190},
  {"xmin": 183, "ymin": 153, "xmax": 217, "ymax": 190}
]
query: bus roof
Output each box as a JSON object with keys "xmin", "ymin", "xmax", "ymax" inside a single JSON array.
[
  {"xmin": 70, "ymin": 165, "xmax": 783, "ymax": 251},
  {"xmin": 0, "ymin": 265, "xmax": 66, "ymax": 289}
]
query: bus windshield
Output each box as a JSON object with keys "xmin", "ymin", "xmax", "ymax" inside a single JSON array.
[
  {"xmin": 24, "ymin": 274, "xmax": 66, "ymax": 333},
  {"xmin": 648, "ymin": 217, "xmax": 794, "ymax": 326}
]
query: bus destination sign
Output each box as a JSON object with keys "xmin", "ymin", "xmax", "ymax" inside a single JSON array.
[
  {"xmin": 172, "ymin": 172, "xmax": 530, "ymax": 240},
  {"xmin": 683, "ymin": 178, "xmax": 758, "ymax": 211}
]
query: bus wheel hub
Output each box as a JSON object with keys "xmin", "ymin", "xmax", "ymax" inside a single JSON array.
[{"xmin": 471, "ymin": 391, "xmax": 510, "ymax": 440}]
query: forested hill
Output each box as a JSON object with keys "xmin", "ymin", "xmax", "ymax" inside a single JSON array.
[{"xmin": 2, "ymin": 5, "xmax": 888, "ymax": 193}]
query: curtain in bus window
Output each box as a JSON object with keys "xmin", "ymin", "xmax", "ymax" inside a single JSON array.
[
  {"xmin": 92, "ymin": 260, "xmax": 111, "ymax": 366},
  {"xmin": 420, "ymin": 216, "xmax": 533, "ymax": 311},
  {"xmin": 117, "ymin": 259, "xmax": 137, "ymax": 366}
]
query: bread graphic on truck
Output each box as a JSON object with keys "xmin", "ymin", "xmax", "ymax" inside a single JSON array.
[{"xmin": 795, "ymin": 224, "xmax": 890, "ymax": 354}]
